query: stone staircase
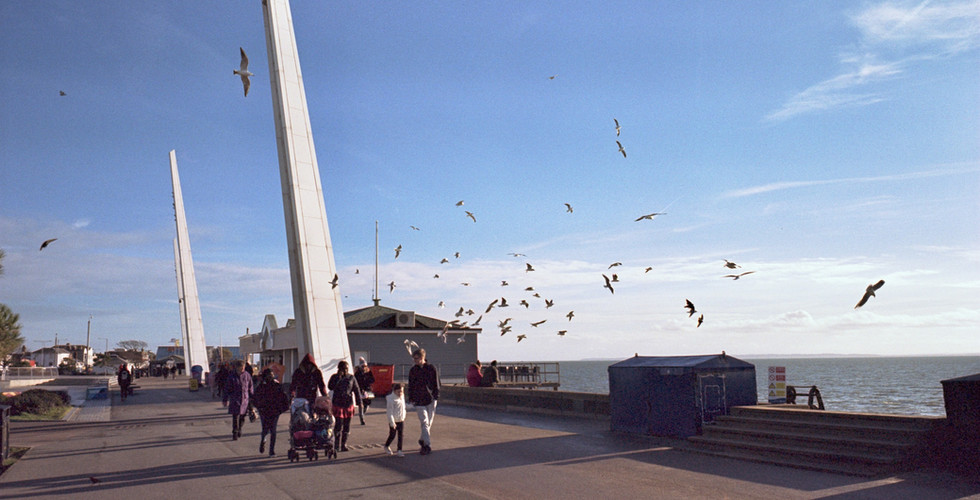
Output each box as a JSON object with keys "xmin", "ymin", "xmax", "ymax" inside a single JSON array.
[{"xmin": 687, "ymin": 405, "xmax": 944, "ymax": 476}]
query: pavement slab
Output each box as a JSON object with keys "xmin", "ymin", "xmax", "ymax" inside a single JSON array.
[{"xmin": 1, "ymin": 377, "xmax": 978, "ymax": 499}]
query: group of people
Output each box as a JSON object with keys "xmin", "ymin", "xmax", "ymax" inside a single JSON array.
[
  {"xmin": 226, "ymin": 347, "xmax": 438, "ymax": 458},
  {"xmin": 466, "ymin": 359, "xmax": 500, "ymax": 387}
]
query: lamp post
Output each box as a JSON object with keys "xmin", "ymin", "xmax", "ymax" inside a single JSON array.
[{"xmin": 86, "ymin": 315, "xmax": 92, "ymax": 367}]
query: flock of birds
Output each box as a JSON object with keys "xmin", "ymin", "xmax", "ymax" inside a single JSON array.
[{"xmin": 224, "ymin": 52, "xmax": 890, "ymax": 345}]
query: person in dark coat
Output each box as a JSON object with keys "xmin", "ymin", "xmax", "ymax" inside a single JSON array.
[
  {"xmin": 407, "ymin": 348, "xmax": 439, "ymax": 455},
  {"xmin": 252, "ymin": 368, "xmax": 290, "ymax": 456},
  {"xmin": 353, "ymin": 357, "xmax": 375, "ymax": 425},
  {"xmin": 480, "ymin": 360, "xmax": 500, "ymax": 387},
  {"xmin": 225, "ymin": 359, "xmax": 253, "ymax": 440},
  {"xmin": 117, "ymin": 363, "xmax": 133, "ymax": 402},
  {"xmin": 289, "ymin": 353, "xmax": 326, "ymax": 402},
  {"xmin": 327, "ymin": 360, "xmax": 360, "ymax": 452}
]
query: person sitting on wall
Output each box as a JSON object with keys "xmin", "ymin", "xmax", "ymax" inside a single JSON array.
[
  {"xmin": 466, "ymin": 360, "xmax": 483, "ymax": 387},
  {"xmin": 480, "ymin": 360, "xmax": 500, "ymax": 387}
]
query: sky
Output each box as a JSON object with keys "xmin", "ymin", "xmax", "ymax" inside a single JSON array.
[{"xmin": 1, "ymin": 1, "xmax": 978, "ymax": 362}]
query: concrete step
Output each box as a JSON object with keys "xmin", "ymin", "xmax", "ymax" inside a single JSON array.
[
  {"xmin": 729, "ymin": 405, "xmax": 941, "ymax": 432},
  {"xmin": 687, "ymin": 435, "xmax": 898, "ymax": 476},
  {"xmin": 700, "ymin": 423, "xmax": 915, "ymax": 457},
  {"xmin": 712, "ymin": 415, "xmax": 926, "ymax": 445}
]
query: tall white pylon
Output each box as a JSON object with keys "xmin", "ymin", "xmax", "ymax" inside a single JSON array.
[
  {"xmin": 262, "ymin": 0, "xmax": 351, "ymax": 374},
  {"xmin": 170, "ymin": 150, "xmax": 210, "ymax": 378}
]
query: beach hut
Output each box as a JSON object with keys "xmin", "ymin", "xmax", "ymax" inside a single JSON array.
[{"xmin": 608, "ymin": 353, "xmax": 756, "ymax": 438}]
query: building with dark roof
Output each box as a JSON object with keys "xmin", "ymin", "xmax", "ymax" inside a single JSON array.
[{"xmin": 241, "ymin": 304, "xmax": 480, "ymax": 385}]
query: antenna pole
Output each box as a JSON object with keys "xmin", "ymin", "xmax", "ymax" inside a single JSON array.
[{"xmin": 373, "ymin": 220, "xmax": 380, "ymax": 305}]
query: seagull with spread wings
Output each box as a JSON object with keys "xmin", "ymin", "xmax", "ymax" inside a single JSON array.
[
  {"xmin": 684, "ymin": 299, "xmax": 697, "ymax": 317},
  {"xmin": 614, "ymin": 118, "xmax": 621, "ymax": 137},
  {"xmin": 616, "ymin": 140, "xmax": 627, "ymax": 158},
  {"xmin": 233, "ymin": 47, "xmax": 253, "ymax": 97},
  {"xmin": 723, "ymin": 271, "xmax": 756, "ymax": 280},
  {"xmin": 635, "ymin": 212, "xmax": 665, "ymax": 222},
  {"xmin": 39, "ymin": 238, "xmax": 57, "ymax": 251},
  {"xmin": 394, "ymin": 244, "xmax": 402, "ymax": 259},
  {"xmin": 723, "ymin": 260, "xmax": 740, "ymax": 269},
  {"xmin": 564, "ymin": 203, "xmax": 573, "ymax": 213},
  {"xmin": 854, "ymin": 280, "xmax": 885, "ymax": 309},
  {"xmin": 465, "ymin": 211, "xmax": 476, "ymax": 222},
  {"xmin": 602, "ymin": 274, "xmax": 615, "ymax": 294}
]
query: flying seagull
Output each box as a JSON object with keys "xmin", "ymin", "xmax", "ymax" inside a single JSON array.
[
  {"xmin": 438, "ymin": 301, "xmax": 445, "ymax": 308},
  {"xmin": 498, "ymin": 318, "xmax": 512, "ymax": 328},
  {"xmin": 404, "ymin": 339, "xmax": 419, "ymax": 356},
  {"xmin": 723, "ymin": 260, "xmax": 741, "ymax": 269},
  {"xmin": 854, "ymin": 280, "xmax": 885, "ymax": 309},
  {"xmin": 499, "ymin": 297, "xmax": 509, "ymax": 307},
  {"xmin": 39, "ymin": 238, "xmax": 57, "ymax": 251},
  {"xmin": 530, "ymin": 319, "xmax": 547, "ymax": 327},
  {"xmin": 566, "ymin": 311, "xmax": 574, "ymax": 321},
  {"xmin": 440, "ymin": 258, "xmax": 449, "ymax": 264},
  {"xmin": 59, "ymin": 90, "xmax": 67, "ymax": 96},
  {"xmin": 233, "ymin": 47, "xmax": 253, "ymax": 97},
  {"xmin": 644, "ymin": 267, "xmax": 653, "ymax": 273},
  {"xmin": 697, "ymin": 314, "xmax": 704, "ymax": 328},
  {"xmin": 388, "ymin": 281, "xmax": 396, "ymax": 293},
  {"xmin": 501, "ymin": 281, "xmax": 509, "ymax": 287},
  {"xmin": 330, "ymin": 273, "xmax": 339, "ymax": 289},
  {"xmin": 608, "ymin": 262, "xmax": 622, "ymax": 269},
  {"xmin": 394, "ymin": 244, "xmax": 402, "ymax": 259},
  {"xmin": 616, "ymin": 140, "xmax": 627, "ymax": 158},
  {"xmin": 565, "ymin": 203, "xmax": 573, "ymax": 213},
  {"xmin": 410, "ymin": 225, "xmax": 421, "ymax": 231},
  {"xmin": 611, "ymin": 274, "xmax": 620, "ymax": 282},
  {"xmin": 602, "ymin": 274, "xmax": 615, "ymax": 294},
  {"xmin": 456, "ymin": 200, "xmax": 464, "ymax": 206},
  {"xmin": 485, "ymin": 299, "xmax": 499, "ymax": 313},
  {"xmin": 549, "ymin": 74, "xmax": 557, "ymax": 80},
  {"xmin": 545, "ymin": 299, "xmax": 554, "ymax": 309},
  {"xmin": 525, "ymin": 263, "xmax": 535, "ymax": 273},
  {"xmin": 509, "ymin": 252, "xmax": 526, "ymax": 257},
  {"xmin": 723, "ymin": 271, "xmax": 756, "ymax": 280},
  {"xmin": 516, "ymin": 334, "xmax": 527, "ymax": 342},
  {"xmin": 519, "ymin": 299, "xmax": 530, "ymax": 309},
  {"xmin": 635, "ymin": 212, "xmax": 665, "ymax": 221},
  {"xmin": 465, "ymin": 211, "xmax": 476, "ymax": 222},
  {"xmin": 455, "ymin": 307, "xmax": 465, "ymax": 318},
  {"xmin": 557, "ymin": 330, "xmax": 567, "ymax": 336},
  {"xmin": 614, "ymin": 118, "xmax": 621, "ymax": 137},
  {"xmin": 684, "ymin": 299, "xmax": 697, "ymax": 317}
]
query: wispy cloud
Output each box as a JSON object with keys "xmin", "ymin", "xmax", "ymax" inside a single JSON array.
[
  {"xmin": 720, "ymin": 163, "xmax": 980, "ymax": 198},
  {"xmin": 768, "ymin": 0, "xmax": 980, "ymax": 121}
]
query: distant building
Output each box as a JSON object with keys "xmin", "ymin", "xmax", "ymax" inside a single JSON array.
[
  {"xmin": 31, "ymin": 347, "xmax": 70, "ymax": 368},
  {"xmin": 241, "ymin": 304, "xmax": 480, "ymax": 384}
]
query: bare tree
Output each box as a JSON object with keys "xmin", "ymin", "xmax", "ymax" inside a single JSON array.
[{"xmin": 117, "ymin": 340, "xmax": 149, "ymax": 352}]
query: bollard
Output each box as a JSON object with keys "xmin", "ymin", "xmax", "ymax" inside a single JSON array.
[
  {"xmin": 189, "ymin": 378, "xmax": 199, "ymax": 392},
  {"xmin": 0, "ymin": 404, "xmax": 9, "ymax": 462}
]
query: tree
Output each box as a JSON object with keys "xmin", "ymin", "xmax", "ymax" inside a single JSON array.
[
  {"xmin": 0, "ymin": 247, "xmax": 5, "ymax": 276},
  {"xmin": 117, "ymin": 340, "xmax": 148, "ymax": 352},
  {"xmin": 0, "ymin": 303, "xmax": 25, "ymax": 362}
]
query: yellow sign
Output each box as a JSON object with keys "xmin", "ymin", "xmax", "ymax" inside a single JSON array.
[{"xmin": 767, "ymin": 366, "xmax": 786, "ymax": 403}]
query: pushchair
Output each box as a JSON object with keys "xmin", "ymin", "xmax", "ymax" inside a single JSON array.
[{"xmin": 287, "ymin": 397, "xmax": 337, "ymax": 462}]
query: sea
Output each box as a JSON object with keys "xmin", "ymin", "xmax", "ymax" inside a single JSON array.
[{"xmin": 536, "ymin": 356, "xmax": 980, "ymax": 417}]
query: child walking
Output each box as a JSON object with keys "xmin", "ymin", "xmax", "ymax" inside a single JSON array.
[{"xmin": 384, "ymin": 383, "xmax": 406, "ymax": 457}]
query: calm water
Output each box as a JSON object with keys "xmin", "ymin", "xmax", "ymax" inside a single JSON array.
[{"xmin": 536, "ymin": 356, "xmax": 980, "ymax": 417}]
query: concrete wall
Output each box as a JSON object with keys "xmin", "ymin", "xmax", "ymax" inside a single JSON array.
[{"xmin": 440, "ymin": 385, "xmax": 610, "ymax": 420}]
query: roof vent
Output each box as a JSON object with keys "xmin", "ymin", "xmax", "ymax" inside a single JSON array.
[{"xmin": 396, "ymin": 312, "xmax": 416, "ymax": 328}]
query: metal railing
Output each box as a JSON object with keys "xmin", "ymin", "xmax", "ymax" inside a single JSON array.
[{"xmin": 1, "ymin": 367, "xmax": 59, "ymax": 379}]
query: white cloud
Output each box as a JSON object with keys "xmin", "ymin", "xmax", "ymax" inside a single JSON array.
[{"xmin": 768, "ymin": 0, "xmax": 980, "ymax": 121}]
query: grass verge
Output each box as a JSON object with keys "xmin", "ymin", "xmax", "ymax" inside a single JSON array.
[
  {"xmin": 0, "ymin": 447, "xmax": 30, "ymax": 477},
  {"xmin": 10, "ymin": 405, "xmax": 72, "ymax": 421}
]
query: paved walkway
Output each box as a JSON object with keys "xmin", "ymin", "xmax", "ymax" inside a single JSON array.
[{"xmin": 2, "ymin": 377, "xmax": 978, "ymax": 499}]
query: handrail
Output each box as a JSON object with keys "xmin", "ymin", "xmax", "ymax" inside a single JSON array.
[{"xmin": 786, "ymin": 385, "xmax": 824, "ymax": 410}]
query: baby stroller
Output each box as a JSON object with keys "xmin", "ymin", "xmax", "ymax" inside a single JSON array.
[{"xmin": 287, "ymin": 397, "xmax": 337, "ymax": 462}]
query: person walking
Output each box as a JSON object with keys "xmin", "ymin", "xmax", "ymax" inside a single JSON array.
[
  {"xmin": 289, "ymin": 353, "xmax": 326, "ymax": 403},
  {"xmin": 117, "ymin": 363, "xmax": 132, "ymax": 402},
  {"xmin": 353, "ymin": 357, "xmax": 375, "ymax": 425},
  {"xmin": 252, "ymin": 368, "xmax": 290, "ymax": 456},
  {"xmin": 327, "ymin": 360, "xmax": 360, "ymax": 452},
  {"xmin": 226, "ymin": 359, "xmax": 253, "ymax": 440},
  {"xmin": 407, "ymin": 348, "xmax": 439, "ymax": 455},
  {"xmin": 384, "ymin": 383, "xmax": 407, "ymax": 457}
]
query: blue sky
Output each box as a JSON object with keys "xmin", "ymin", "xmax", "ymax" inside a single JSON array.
[{"xmin": 1, "ymin": 1, "xmax": 978, "ymax": 361}]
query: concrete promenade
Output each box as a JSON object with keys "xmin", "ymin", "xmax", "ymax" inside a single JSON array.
[{"xmin": 2, "ymin": 377, "xmax": 978, "ymax": 499}]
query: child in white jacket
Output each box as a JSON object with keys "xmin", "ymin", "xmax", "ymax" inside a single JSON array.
[{"xmin": 384, "ymin": 383, "xmax": 407, "ymax": 457}]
